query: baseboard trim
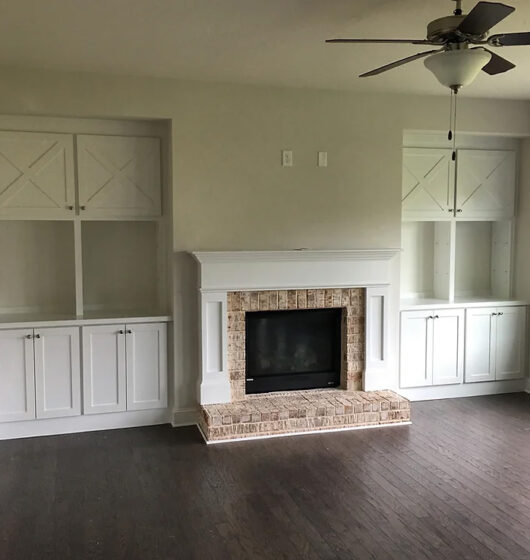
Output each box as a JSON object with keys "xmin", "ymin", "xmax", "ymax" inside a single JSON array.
[
  {"xmin": 398, "ymin": 379, "xmax": 527, "ymax": 402},
  {"xmin": 0, "ymin": 409, "xmax": 172, "ymax": 441},
  {"xmin": 171, "ymin": 407, "xmax": 198, "ymax": 427},
  {"xmin": 198, "ymin": 420, "xmax": 412, "ymax": 445}
]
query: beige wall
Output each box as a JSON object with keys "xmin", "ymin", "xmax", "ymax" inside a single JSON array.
[{"xmin": 0, "ymin": 66, "xmax": 529, "ymax": 408}]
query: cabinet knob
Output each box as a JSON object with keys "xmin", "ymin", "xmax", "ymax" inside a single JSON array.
[
  {"xmin": 126, "ymin": 329, "xmax": 132, "ymax": 334},
  {"xmin": 492, "ymin": 312, "xmax": 497, "ymax": 316},
  {"xmin": 118, "ymin": 330, "xmax": 124, "ymax": 334},
  {"xmin": 26, "ymin": 334, "xmax": 32, "ymax": 339},
  {"xmin": 65, "ymin": 205, "xmax": 74, "ymax": 210},
  {"xmin": 35, "ymin": 334, "xmax": 41, "ymax": 339},
  {"xmin": 498, "ymin": 312, "xmax": 504, "ymax": 316},
  {"xmin": 448, "ymin": 209, "xmax": 454, "ymax": 213},
  {"xmin": 456, "ymin": 209, "xmax": 463, "ymax": 213},
  {"xmin": 80, "ymin": 205, "xmax": 86, "ymax": 210},
  {"xmin": 434, "ymin": 315, "xmax": 439, "ymax": 319}
]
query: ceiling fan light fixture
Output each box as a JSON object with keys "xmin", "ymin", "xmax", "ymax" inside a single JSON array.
[{"xmin": 424, "ymin": 48, "xmax": 491, "ymax": 89}]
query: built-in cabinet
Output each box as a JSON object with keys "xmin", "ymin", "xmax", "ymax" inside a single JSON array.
[
  {"xmin": 0, "ymin": 326, "xmax": 80, "ymax": 422},
  {"xmin": 400, "ymin": 132, "xmax": 527, "ymax": 395},
  {"xmin": 83, "ymin": 322, "xmax": 167, "ymax": 414},
  {"xmin": 400, "ymin": 309, "xmax": 464, "ymax": 388},
  {"xmin": 465, "ymin": 306, "xmax": 526, "ymax": 383},
  {"xmin": 0, "ymin": 117, "xmax": 171, "ymax": 438}
]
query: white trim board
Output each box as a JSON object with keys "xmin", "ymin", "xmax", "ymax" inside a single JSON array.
[
  {"xmin": 0, "ymin": 408, "xmax": 172, "ymax": 441},
  {"xmin": 171, "ymin": 407, "xmax": 198, "ymax": 427},
  {"xmin": 398, "ymin": 379, "xmax": 527, "ymax": 401},
  {"xmin": 197, "ymin": 420, "xmax": 412, "ymax": 445}
]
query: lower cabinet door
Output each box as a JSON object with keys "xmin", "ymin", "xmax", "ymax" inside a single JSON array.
[
  {"xmin": 400, "ymin": 310, "xmax": 433, "ymax": 388},
  {"xmin": 432, "ymin": 309, "xmax": 464, "ymax": 385},
  {"xmin": 495, "ymin": 306, "xmax": 526, "ymax": 380},
  {"xmin": 465, "ymin": 308, "xmax": 496, "ymax": 383},
  {"xmin": 82, "ymin": 325, "xmax": 126, "ymax": 414},
  {"xmin": 34, "ymin": 327, "xmax": 81, "ymax": 419},
  {"xmin": 125, "ymin": 323, "xmax": 167, "ymax": 410},
  {"xmin": 0, "ymin": 329, "xmax": 35, "ymax": 422}
]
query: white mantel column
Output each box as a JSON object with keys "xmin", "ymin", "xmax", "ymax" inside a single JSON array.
[{"xmin": 199, "ymin": 291, "xmax": 231, "ymax": 405}]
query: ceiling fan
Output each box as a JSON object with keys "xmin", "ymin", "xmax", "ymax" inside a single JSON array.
[{"xmin": 326, "ymin": 0, "xmax": 530, "ymax": 90}]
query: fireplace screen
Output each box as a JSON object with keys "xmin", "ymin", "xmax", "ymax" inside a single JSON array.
[{"xmin": 245, "ymin": 308, "xmax": 342, "ymax": 394}]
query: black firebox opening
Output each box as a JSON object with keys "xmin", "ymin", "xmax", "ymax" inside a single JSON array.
[{"xmin": 245, "ymin": 308, "xmax": 342, "ymax": 394}]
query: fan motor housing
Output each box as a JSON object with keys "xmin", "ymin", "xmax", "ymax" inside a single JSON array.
[{"xmin": 426, "ymin": 15, "xmax": 486, "ymax": 43}]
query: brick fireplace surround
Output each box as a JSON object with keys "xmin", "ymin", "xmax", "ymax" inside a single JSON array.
[
  {"xmin": 227, "ymin": 287, "xmax": 365, "ymax": 401},
  {"xmin": 192, "ymin": 250, "xmax": 410, "ymax": 443}
]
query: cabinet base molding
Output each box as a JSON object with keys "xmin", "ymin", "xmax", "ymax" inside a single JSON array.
[
  {"xmin": 171, "ymin": 407, "xmax": 198, "ymax": 427},
  {"xmin": 398, "ymin": 379, "xmax": 527, "ymax": 402},
  {"xmin": 0, "ymin": 409, "xmax": 171, "ymax": 441}
]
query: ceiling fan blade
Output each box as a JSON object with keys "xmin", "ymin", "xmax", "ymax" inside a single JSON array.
[
  {"xmin": 488, "ymin": 32, "xmax": 530, "ymax": 46},
  {"xmin": 326, "ymin": 38, "xmax": 434, "ymax": 45},
  {"xmin": 360, "ymin": 49, "xmax": 442, "ymax": 77},
  {"xmin": 458, "ymin": 2, "xmax": 515, "ymax": 36},
  {"xmin": 479, "ymin": 48, "xmax": 515, "ymax": 74}
]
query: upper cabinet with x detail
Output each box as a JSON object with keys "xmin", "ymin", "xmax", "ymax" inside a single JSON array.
[
  {"xmin": 76, "ymin": 135, "xmax": 161, "ymax": 218},
  {"xmin": 0, "ymin": 131, "xmax": 75, "ymax": 219},
  {"xmin": 455, "ymin": 149, "xmax": 516, "ymax": 219},
  {"xmin": 402, "ymin": 148, "xmax": 455, "ymax": 220}
]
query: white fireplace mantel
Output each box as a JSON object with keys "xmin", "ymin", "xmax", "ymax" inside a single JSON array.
[{"xmin": 192, "ymin": 249, "xmax": 400, "ymax": 404}]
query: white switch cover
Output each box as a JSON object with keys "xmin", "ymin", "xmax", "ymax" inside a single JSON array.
[
  {"xmin": 282, "ymin": 150, "xmax": 293, "ymax": 167},
  {"xmin": 318, "ymin": 151, "xmax": 328, "ymax": 167}
]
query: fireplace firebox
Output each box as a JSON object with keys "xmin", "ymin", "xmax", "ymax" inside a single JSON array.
[{"xmin": 245, "ymin": 308, "xmax": 342, "ymax": 394}]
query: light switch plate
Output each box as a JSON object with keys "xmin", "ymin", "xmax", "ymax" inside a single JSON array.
[
  {"xmin": 282, "ymin": 150, "xmax": 293, "ymax": 167},
  {"xmin": 318, "ymin": 151, "xmax": 328, "ymax": 167}
]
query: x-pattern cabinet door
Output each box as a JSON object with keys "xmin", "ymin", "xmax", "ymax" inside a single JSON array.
[
  {"xmin": 456, "ymin": 149, "xmax": 516, "ymax": 219},
  {"xmin": 0, "ymin": 131, "xmax": 75, "ymax": 218},
  {"xmin": 402, "ymin": 148, "xmax": 454, "ymax": 220},
  {"xmin": 77, "ymin": 134, "xmax": 161, "ymax": 217}
]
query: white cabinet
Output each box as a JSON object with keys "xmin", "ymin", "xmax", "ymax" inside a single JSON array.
[
  {"xmin": 82, "ymin": 322, "xmax": 167, "ymax": 414},
  {"xmin": 0, "ymin": 329, "xmax": 35, "ymax": 422},
  {"xmin": 465, "ymin": 306, "xmax": 526, "ymax": 383},
  {"xmin": 402, "ymin": 148, "xmax": 454, "ymax": 220},
  {"xmin": 76, "ymin": 135, "xmax": 161, "ymax": 217},
  {"xmin": 126, "ymin": 323, "xmax": 167, "ymax": 410},
  {"xmin": 400, "ymin": 310, "xmax": 432, "ymax": 388},
  {"xmin": 0, "ymin": 326, "xmax": 81, "ymax": 422},
  {"xmin": 0, "ymin": 131, "xmax": 75, "ymax": 219},
  {"xmin": 34, "ymin": 327, "xmax": 81, "ymax": 419},
  {"xmin": 82, "ymin": 325, "xmax": 127, "ymax": 414},
  {"xmin": 456, "ymin": 150, "xmax": 516, "ymax": 219},
  {"xmin": 400, "ymin": 309, "xmax": 464, "ymax": 388}
]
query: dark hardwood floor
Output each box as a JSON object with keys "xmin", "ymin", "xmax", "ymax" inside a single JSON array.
[{"xmin": 0, "ymin": 393, "xmax": 529, "ymax": 560}]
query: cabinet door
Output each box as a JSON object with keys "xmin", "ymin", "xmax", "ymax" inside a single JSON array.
[
  {"xmin": 125, "ymin": 323, "xmax": 167, "ymax": 410},
  {"xmin": 77, "ymin": 134, "xmax": 161, "ymax": 217},
  {"xmin": 464, "ymin": 308, "xmax": 496, "ymax": 383},
  {"xmin": 432, "ymin": 309, "xmax": 464, "ymax": 385},
  {"xmin": 402, "ymin": 148, "xmax": 454, "ymax": 220},
  {"xmin": 82, "ymin": 325, "xmax": 126, "ymax": 414},
  {"xmin": 0, "ymin": 329, "xmax": 35, "ymax": 422},
  {"xmin": 0, "ymin": 131, "xmax": 75, "ymax": 219},
  {"xmin": 34, "ymin": 327, "xmax": 81, "ymax": 419},
  {"xmin": 456, "ymin": 150, "xmax": 516, "ymax": 219},
  {"xmin": 400, "ymin": 310, "xmax": 433, "ymax": 388},
  {"xmin": 495, "ymin": 306, "xmax": 526, "ymax": 380}
]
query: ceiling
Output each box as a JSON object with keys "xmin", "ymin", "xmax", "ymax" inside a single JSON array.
[{"xmin": 2, "ymin": 0, "xmax": 530, "ymax": 99}]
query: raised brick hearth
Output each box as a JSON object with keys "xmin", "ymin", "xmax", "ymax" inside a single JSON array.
[{"xmin": 199, "ymin": 389, "xmax": 410, "ymax": 443}]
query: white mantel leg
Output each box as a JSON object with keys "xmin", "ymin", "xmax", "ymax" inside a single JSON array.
[
  {"xmin": 199, "ymin": 291, "xmax": 231, "ymax": 405},
  {"xmin": 363, "ymin": 285, "xmax": 389, "ymax": 391}
]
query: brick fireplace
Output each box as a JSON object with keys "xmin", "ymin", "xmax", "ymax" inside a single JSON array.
[
  {"xmin": 191, "ymin": 250, "xmax": 410, "ymax": 442},
  {"xmin": 227, "ymin": 288, "xmax": 365, "ymax": 400}
]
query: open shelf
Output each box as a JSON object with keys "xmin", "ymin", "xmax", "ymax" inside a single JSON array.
[
  {"xmin": 0, "ymin": 221, "xmax": 76, "ymax": 317},
  {"xmin": 455, "ymin": 221, "xmax": 511, "ymax": 300},
  {"xmin": 82, "ymin": 221, "xmax": 165, "ymax": 315}
]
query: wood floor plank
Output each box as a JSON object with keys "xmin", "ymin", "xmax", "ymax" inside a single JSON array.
[{"xmin": 0, "ymin": 393, "xmax": 528, "ymax": 559}]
